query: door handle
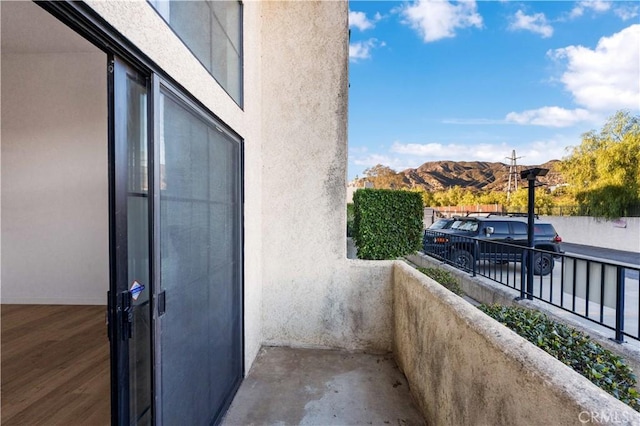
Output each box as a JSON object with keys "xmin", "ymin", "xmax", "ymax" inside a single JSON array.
[{"xmin": 121, "ymin": 291, "xmax": 133, "ymax": 340}]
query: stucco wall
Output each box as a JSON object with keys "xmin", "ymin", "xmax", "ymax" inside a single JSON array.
[
  {"xmin": 545, "ymin": 216, "xmax": 640, "ymax": 253},
  {"xmin": 393, "ymin": 261, "xmax": 639, "ymax": 425},
  {"xmin": 1, "ymin": 51, "xmax": 108, "ymax": 304},
  {"xmin": 260, "ymin": 1, "xmax": 384, "ymax": 350},
  {"xmin": 406, "ymin": 252, "xmax": 640, "ymax": 388}
]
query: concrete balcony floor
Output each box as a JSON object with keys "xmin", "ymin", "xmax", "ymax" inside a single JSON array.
[{"xmin": 222, "ymin": 346, "xmax": 425, "ymax": 426}]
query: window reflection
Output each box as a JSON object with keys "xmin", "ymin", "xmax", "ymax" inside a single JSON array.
[{"xmin": 149, "ymin": 0, "xmax": 242, "ymax": 104}]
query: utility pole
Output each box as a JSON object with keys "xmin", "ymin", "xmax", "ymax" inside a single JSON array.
[
  {"xmin": 519, "ymin": 167, "xmax": 549, "ymax": 300},
  {"xmin": 506, "ymin": 150, "xmax": 523, "ymax": 202}
]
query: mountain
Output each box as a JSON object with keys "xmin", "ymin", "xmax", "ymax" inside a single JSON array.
[{"xmin": 398, "ymin": 160, "xmax": 565, "ymax": 192}]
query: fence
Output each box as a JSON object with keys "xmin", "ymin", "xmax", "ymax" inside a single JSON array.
[
  {"xmin": 431, "ymin": 205, "xmax": 640, "ymax": 217},
  {"xmin": 422, "ymin": 230, "xmax": 640, "ymax": 342}
]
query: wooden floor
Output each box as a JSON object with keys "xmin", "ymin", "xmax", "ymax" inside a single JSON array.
[{"xmin": 1, "ymin": 305, "xmax": 110, "ymax": 425}]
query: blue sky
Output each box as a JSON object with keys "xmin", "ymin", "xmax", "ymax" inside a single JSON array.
[{"xmin": 347, "ymin": 0, "xmax": 640, "ymax": 180}]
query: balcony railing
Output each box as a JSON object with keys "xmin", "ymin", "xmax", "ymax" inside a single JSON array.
[{"xmin": 423, "ymin": 230, "xmax": 640, "ymax": 342}]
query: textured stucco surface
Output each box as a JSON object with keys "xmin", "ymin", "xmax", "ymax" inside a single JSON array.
[
  {"xmin": 260, "ymin": 1, "xmax": 393, "ymax": 351},
  {"xmin": 260, "ymin": 259, "xmax": 394, "ymax": 353},
  {"xmin": 393, "ymin": 261, "xmax": 640, "ymax": 425}
]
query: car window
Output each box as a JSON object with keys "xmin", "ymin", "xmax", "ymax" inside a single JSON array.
[
  {"xmin": 485, "ymin": 221, "xmax": 509, "ymax": 235},
  {"xmin": 457, "ymin": 221, "xmax": 478, "ymax": 232},
  {"xmin": 429, "ymin": 219, "xmax": 450, "ymax": 229},
  {"xmin": 511, "ymin": 221, "xmax": 528, "ymax": 235},
  {"xmin": 534, "ymin": 224, "xmax": 556, "ymax": 236},
  {"xmin": 450, "ymin": 220, "xmax": 463, "ymax": 229}
]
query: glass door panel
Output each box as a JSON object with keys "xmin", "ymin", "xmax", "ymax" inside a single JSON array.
[
  {"xmin": 109, "ymin": 56, "xmax": 152, "ymax": 426},
  {"xmin": 157, "ymin": 88, "xmax": 242, "ymax": 425},
  {"xmin": 126, "ymin": 72, "xmax": 152, "ymax": 426}
]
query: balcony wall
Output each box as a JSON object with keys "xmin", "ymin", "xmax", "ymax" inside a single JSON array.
[{"xmin": 393, "ymin": 261, "xmax": 638, "ymax": 425}]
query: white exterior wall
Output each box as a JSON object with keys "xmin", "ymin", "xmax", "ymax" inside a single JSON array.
[
  {"xmin": 545, "ymin": 216, "xmax": 640, "ymax": 253},
  {"xmin": 1, "ymin": 52, "xmax": 108, "ymax": 304},
  {"xmin": 260, "ymin": 1, "xmax": 393, "ymax": 352}
]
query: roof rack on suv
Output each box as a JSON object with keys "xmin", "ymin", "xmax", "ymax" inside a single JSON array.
[
  {"xmin": 486, "ymin": 212, "xmax": 539, "ymax": 219},
  {"xmin": 464, "ymin": 212, "xmax": 492, "ymax": 218},
  {"xmin": 461, "ymin": 211, "xmax": 541, "ymax": 219}
]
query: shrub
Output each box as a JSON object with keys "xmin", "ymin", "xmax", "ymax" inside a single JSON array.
[
  {"xmin": 346, "ymin": 203, "xmax": 355, "ymax": 237},
  {"xmin": 417, "ymin": 266, "xmax": 463, "ymax": 296},
  {"xmin": 479, "ymin": 304, "xmax": 640, "ymax": 411},
  {"xmin": 353, "ymin": 189, "xmax": 423, "ymax": 260}
]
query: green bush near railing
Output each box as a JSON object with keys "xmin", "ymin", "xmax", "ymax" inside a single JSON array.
[
  {"xmin": 479, "ymin": 304, "xmax": 640, "ymax": 412},
  {"xmin": 417, "ymin": 266, "xmax": 463, "ymax": 296},
  {"xmin": 353, "ymin": 189, "xmax": 423, "ymax": 260}
]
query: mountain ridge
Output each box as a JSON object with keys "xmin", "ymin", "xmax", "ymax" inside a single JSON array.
[{"xmin": 397, "ymin": 159, "xmax": 565, "ymax": 192}]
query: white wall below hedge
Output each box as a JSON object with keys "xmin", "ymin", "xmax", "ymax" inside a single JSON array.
[{"xmin": 545, "ymin": 216, "xmax": 640, "ymax": 253}]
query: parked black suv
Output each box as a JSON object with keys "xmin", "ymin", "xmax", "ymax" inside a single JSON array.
[{"xmin": 423, "ymin": 216, "xmax": 563, "ymax": 275}]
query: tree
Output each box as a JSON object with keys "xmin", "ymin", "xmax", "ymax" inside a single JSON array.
[
  {"xmin": 477, "ymin": 190, "xmax": 507, "ymax": 206},
  {"xmin": 362, "ymin": 164, "xmax": 406, "ymax": 189},
  {"xmin": 408, "ymin": 187, "xmax": 436, "ymax": 207},
  {"xmin": 561, "ymin": 111, "xmax": 640, "ymax": 218},
  {"xmin": 507, "ymin": 188, "xmax": 555, "ymax": 214}
]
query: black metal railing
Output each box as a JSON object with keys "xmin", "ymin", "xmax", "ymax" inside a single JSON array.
[{"xmin": 423, "ymin": 230, "xmax": 640, "ymax": 342}]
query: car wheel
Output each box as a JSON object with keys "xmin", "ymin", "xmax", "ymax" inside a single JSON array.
[
  {"xmin": 533, "ymin": 253, "xmax": 554, "ymax": 276},
  {"xmin": 452, "ymin": 249, "xmax": 474, "ymax": 270}
]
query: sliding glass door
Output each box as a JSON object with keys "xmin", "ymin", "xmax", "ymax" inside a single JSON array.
[
  {"xmin": 155, "ymin": 85, "xmax": 243, "ymax": 425},
  {"xmin": 108, "ymin": 58, "xmax": 242, "ymax": 426}
]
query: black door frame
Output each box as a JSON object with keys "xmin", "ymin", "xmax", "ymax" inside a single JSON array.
[{"xmin": 108, "ymin": 54, "xmax": 155, "ymax": 425}]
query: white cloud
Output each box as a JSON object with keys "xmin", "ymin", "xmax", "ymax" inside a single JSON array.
[
  {"xmin": 508, "ymin": 10, "xmax": 553, "ymax": 38},
  {"xmin": 351, "ymin": 153, "xmax": 415, "ymax": 173},
  {"xmin": 349, "ymin": 38, "xmax": 381, "ymax": 62},
  {"xmin": 349, "ymin": 11, "xmax": 379, "ymax": 31},
  {"xmin": 549, "ymin": 24, "xmax": 640, "ymax": 111},
  {"xmin": 505, "ymin": 107, "xmax": 598, "ymax": 127},
  {"xmin": 614, "ymin": 4, "xmax": 639, "ymax": 21},
  {"xmin": 569, "ymin": 0, "xmax": 611, "ymax": 19},
  {"xmin": 399, "ymin": 0, "xmax": 483, "ymax": 43},
  {"xmin": 506, "ymin": 25, "xmax": 639, "ymax": 128},
  {"xmin": 388, "ymin": 140, "xmax": 570, "ymax": 165}
]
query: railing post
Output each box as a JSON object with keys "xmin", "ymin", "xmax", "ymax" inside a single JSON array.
[
  {"xmin": 518, "ymin": 251, "xmax": 525, "ymax": 299},
  {"xmin": 526, "ymin": 248, "xmax": 534, "ymax": 300},
  {"xmin": 614, "ymin": 266, "xmax": 625, "ymax": 343},
  {"xmin": 472, "ymin": 239, "xmax": 476, "ymax": 277},
  {"xmin": 472, "ymin": 253, "xmax": 476, "ymax": 277}
]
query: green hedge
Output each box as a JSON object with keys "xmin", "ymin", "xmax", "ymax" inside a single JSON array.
[
  {"xmin": 417, "ymin": 267, "xmax": 463, "ymax": 295},
  {"xmin": 346, "ymin": 203, "xmax": 355, "ymax": 237},
  {"xmin": 353, "ymin": 189, "xmax": 423, "ymax": 260},
  {"xmin": 479, "ymin": 304, "xmax": 640, "ymax": 411}
]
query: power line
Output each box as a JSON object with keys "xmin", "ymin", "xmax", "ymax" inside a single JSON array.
[{"xmin": 506, "ymin": 150, "xmax": 523, "ymax": 202}]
